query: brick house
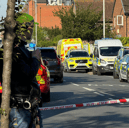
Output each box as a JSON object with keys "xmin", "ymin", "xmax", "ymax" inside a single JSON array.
[
  {"xmin": 112, "ymin": 0, "xmax": 129, "ymax": 37},
  {"xmin": 29, "ymin": 0, "xmax": 74, "ymax": 28},
  {"xmin": 73, "ymin": 0, "xmax": 114, "ymax": 29}
]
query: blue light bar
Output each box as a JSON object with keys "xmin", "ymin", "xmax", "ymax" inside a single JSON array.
[
  {"xmin": 102, "ymin": 38, "xmax": 112, "ymax": 40},
  {"xmin": 29, "ymin": 43, "xmax": 36, "ymax": 48}
]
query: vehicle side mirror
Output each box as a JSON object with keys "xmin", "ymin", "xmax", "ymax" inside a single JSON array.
[
  {"xmin": 65, "ymin": 55, "xmax": 68, "ymax": 58},
  {"xmin": 122, "ymin": 62, "xmax": 127, "ymax": 65},
  {"xmin": 90, "ymin": 54, "xmax": 93, "ymax": 58}
]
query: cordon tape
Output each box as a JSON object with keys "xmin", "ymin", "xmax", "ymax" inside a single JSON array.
[{"xmin": 39, "ymin": 98, "xmax": 129, "ymax": 111}]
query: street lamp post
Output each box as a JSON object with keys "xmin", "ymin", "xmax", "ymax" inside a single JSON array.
[
  {"xmin": 35, "ymin": 0, "xmax": 37, "ymax": 46},
  {"xmin": 40, "ymin": 7, "xmax": 41, "ymax": 27},
  {"xmin": 103, "ymin": 0, "xmax": 105, "ymax": 39}
]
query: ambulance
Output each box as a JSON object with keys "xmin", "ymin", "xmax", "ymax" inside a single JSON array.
[{"xmin": 57, "ymin": 38, "xmax": 84, "ymax": 63}]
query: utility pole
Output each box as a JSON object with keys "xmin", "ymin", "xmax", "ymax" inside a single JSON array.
[
  {"xmin": 103, "ymin": 0, "xmax": 105, "ymax": 38},
  {"xmin": 35, "ymin": 0, "xmax": 37, "ymax": 45}
]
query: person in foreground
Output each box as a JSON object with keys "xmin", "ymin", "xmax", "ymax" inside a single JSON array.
[{"xmin": 2, "ymin": 13, "xmax": 42, "ymax": 128}]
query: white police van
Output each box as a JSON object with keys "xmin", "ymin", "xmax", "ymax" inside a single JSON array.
[{"xmin": 92, "ymin": 38, "xmax": 123, "ymax": 75}]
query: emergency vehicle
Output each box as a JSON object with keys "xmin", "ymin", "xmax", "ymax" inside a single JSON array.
[
  {"xmin": 57, "ymin": 38, "xmax": 84, "ymax": 63},
  {"xmin": 119, "ymin": 54, "xmax": 129, "ymax": 82},
  {"xmin": 113, "ymin": 47, "xmax": 129, "ymax": 79},
  {"xmin": 92, "ymin": 38, "xmax": 123, "ymax": 75},
  {"xmin": 83, "ymin": 43, "xmax": 94, "ymax": 55},
  {"xmin": 63, "ymin": 49, "xmax": 92, "ymax": 72}
]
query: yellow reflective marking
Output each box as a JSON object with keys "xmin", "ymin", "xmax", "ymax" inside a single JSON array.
[
  {"xmin": 36, "ymin": 75, "xmax": 41, "ymax": 81},
  {"xmin": 39, "ymin": 78, "xmax": 45, "ymax": 84},
  {"xmin": 98, "ymin": 59, "xmax": 100, "ymax": 65}
]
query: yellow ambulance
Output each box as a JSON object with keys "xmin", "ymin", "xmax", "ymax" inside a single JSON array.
[{"xmin": 57, "ymin": 38, "xmax": 84, "ymax": 63}]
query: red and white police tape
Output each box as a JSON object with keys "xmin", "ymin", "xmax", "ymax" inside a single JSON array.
[{"xmin": 39, "ymin": 98, "xmax": 129, "ymax": 111}]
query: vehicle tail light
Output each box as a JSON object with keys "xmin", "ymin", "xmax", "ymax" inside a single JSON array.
[
  {"xmin": 43, "ymin": 68, "xmax": 47, "ymax": 75},
  {"xmin": 53, "ymin": 50, "xmax": 61, "ymax": 65},
  {"xmin": 57, "ymin": 57, "xmax": 61, "ymax": 65},
  {"xmin": 41, "ymin": 65, "xmax": 47, "ymax": 76}
]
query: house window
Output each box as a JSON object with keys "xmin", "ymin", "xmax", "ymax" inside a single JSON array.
[
  {"xmin": 114, "ymin": 17, "xmax": 116, "ymax": 28},
  {"xmin": 117, "ymin": 15, "xmax": 123, "ymax": 26},
  {"xmin": 57, "ymin": 0, "xmax": 62, "ymax": 5}
]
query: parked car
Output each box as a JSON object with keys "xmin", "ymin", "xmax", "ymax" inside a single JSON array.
[
  {"xmin": 63, "ymin": 49, "xmax": 92, "ymax": 72},
  {"xmin": 119, "ymin": 54, "xmax": 129, "ymax": 82},
  {"xmin": 36, "ymin": 47, "xmax": 64, "ymax": 83},
  {"xmin": 113, "ymin": 47, "xmax": 129, "ymax": 79},
  {"xmin": 36, "ymin": 59, "xmax": 50, "ymax": 102}
]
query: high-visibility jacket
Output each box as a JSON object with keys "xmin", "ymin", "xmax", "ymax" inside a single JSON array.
[{"xmin": 36, "ymin": 64, "xmax": 46, "ymax": 85}]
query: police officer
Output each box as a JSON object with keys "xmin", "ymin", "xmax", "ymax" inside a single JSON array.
[{"xmin": 7, "ymin": 13, "xmax": 42, "ymax": 128}]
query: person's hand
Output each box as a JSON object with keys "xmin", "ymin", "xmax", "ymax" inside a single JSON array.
[{"xmin": 32, "ymin": 49, "xmax": 41, "ymax": 61}]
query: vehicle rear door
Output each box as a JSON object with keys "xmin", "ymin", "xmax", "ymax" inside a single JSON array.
[{"xmin": 41, "ymin": 49, "xmax": 60, "ymax": 72}]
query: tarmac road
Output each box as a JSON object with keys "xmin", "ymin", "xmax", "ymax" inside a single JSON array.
[{"xmin": 41, "ymin": 70, "xmax": 129, "ymax": 128}]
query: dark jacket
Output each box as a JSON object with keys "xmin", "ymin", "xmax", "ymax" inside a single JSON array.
[{"xmin": 11, "ymin": 43, "xmax": 40, "ymax": 95}]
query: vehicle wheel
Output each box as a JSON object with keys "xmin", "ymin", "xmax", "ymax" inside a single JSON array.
[
  {"xmin": 54, "ymin": 77, "xmax": 58, "ymax": 82},
  {"xmin": 59, "ymin": 74, "xmax": 63, "ymax": 83},
  {"xmin": 42, "ymin": 90, "xmax": 50, "ymax": 102},
  {"xmin": 97, "ymin": 67, "xmax": 101, "ymax": 76},
  {"xmin": 67, "ymin": 64, "xmax": 71, "ymax": 73},
  {"xmin": 127, "ymin": 73, "xmax": 129, "ymax": 83},
  {"xmin": 63, "ymin": 65, "xmax": 67, "ymax": 72},
  {"xmin": 113, "ymin": 69, "xmax": 118, "ymax": 79},
  {"xmin": 119, "ymin": 72, "xmax": 123, "ymax": 82},
  {"xmin": 92, "ymin": 66, "xmax": 97, "ymax": 75}
]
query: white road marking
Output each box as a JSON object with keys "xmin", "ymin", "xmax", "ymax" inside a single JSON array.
[
  {"xmin": 71, "ymin": 83, "xmax": 79, "ymax": 86},
  {"xmin": 119, "ymin": 85, "xmax": 126, "ymax": 87},
  {"xmin": 107, "ymin": 76, "xmax": 113, "ymax": 78},
  {"xmin": 82, "ymin": 87, "xmax": 95, "ymax": 91},
  {"xmin": 88, "ymin": 84, "xmax": 91, "ymax": 86},
  {"xmin": 94, "ymin": 92, "xmax": 104, "ymax": 96},
  {"xmin": 99, "ymin": 91, "xmax": 115, "ymax": 96},
  {"xmin": 95, "ymin": 84, "xmax": 98, "ymax": 86},
  {"xmin": 109, "ymin": 85, "xmax": 113, "ymax": 86}
]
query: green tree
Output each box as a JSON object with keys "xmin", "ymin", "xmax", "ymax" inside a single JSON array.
[
  {"xmin": 33, "ymin": 26, "xmax": 62, "ymax": 47},
  {"xmin": 53, "ymin": 2, "xmax": 113, "ymax": 41}
]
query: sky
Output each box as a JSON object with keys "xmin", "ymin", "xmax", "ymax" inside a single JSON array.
[
  {"xmin": 0, "ymin": 0, "xmax": 8, "ymax": 18},
  {"xmin": 0, "ymin": 0, "xmax": 27, "ymax": 19}
]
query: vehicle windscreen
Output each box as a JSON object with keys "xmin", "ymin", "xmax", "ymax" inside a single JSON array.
[
  {"xmin": 100, "ymin": 47, "xmax": 121, "ymax": 56},
  {"xmin": 41, "ymin": 49, "xmax": 57, "ymax": 59},
  {"xmin": 70, "ymin": 51, "xmax": 89, "ymax": 57},
  {"xmin": 123, "ymin": 50, "xmax": 129, "ymax": 56}
]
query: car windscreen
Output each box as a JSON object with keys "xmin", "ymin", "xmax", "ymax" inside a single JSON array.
[
  {"xmin": 70, "ymin": 51, "xmax": 89, "ymax": 57},
  {"xmin": 41, "ymin": 49, "xmax": 57, "ymax": 59},
  {"xmin": 100, "ymin": 47, "xmax": 121, "ymax": 56},
  {"xmin": 123, "ymin": 50, "xmax": 129, "ymax": 56}
]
